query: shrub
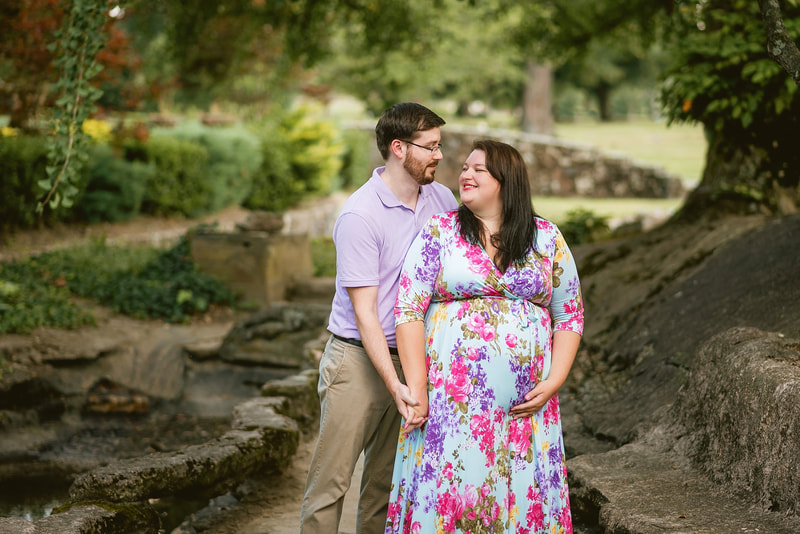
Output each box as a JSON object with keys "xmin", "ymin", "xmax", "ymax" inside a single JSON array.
[
  {"xmin": 0, "ymin": 136, "xmax": 61, "ymax": 231},
  {"xmin": 245, "ymin": 106, "xmax": 344, "ymax": 211},
  {"xmin": 558, "ymin": 208, "xmax": 611, "ymax": 245},
  {"xmin": 152, "ymin": 121, "xmax": 262, "ymax": 211},
  {"xmin": 0, "ymin": 236, "xmax": 235, "ymax": 333},
  {"xmin": 126, "ymin": 136, "xmax": 212, "ymax": 217},
  {"xmin": 75, "ymin": 144, "xmax": 153, "ymax": 223},
  {"xmin": 311, "ymin": 237, "xmax": 337, "ymax": 277},
  {"xmin": 0, "ymin": 260, "xmax": 96, "ymax": 335},
  {"xmin": 339, "ymin": 129, "xmax": 373, "ymax": 190}
]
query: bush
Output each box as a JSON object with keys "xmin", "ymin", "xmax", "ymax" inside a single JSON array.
[
  {"xmin": 311, "ymin": 237, "xmax": 337, "ymax": 277},
  {"xmin": 0, "ymin": 259, "xmax": 96, "ymax": 335},
  {"xmin": 0, "ymin": 136, "xmax": 62, "ymax": 231},
  {"xmin": 559, "ymin": 208, "xmax": 611, "ymax": 245},
  {"xmin": 0, "ymin": 236, "xmax": 235, "ymax": 333},
  {"xmin": 244, "ymin": 106, "xmax": 344, "ymax": 212},
  {"xmin": 126, "ymin": 136, "xmax": 212, "ymax": 217},
  {"xmin": 75, "ymin": 144, "xmax": 153, "ymax": 223},
  {"xmin": 152, "ymin": 121, "xmax": 262, "ymax": 211},
  {"xmin": 339, "ymin": 129, "xmax": 373, "ymax": 190}
]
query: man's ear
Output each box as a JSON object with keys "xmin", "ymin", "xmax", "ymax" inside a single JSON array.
[{"xmin": 389, "ymin": 139, "xmax": 406, "ymax": 160}]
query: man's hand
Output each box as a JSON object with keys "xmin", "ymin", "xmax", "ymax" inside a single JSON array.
[
  {"xmin": 509, "ymin": 379, "xmax": 559, "ymax": 419},
  {"xmin": 391, "ymin": 382, "xmax": 421, "ymax": 421}
]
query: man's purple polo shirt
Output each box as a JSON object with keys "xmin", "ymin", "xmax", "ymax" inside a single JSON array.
[{"xmin": 327, "ymin": 166, "xmax": 458, "ymax": 347}]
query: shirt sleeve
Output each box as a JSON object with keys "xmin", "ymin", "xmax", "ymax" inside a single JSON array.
[
  {"xmin": 335, "ymin": 212, "xmax": 380, "ymax": 288},
  {"xmin": 395, "ymin": 215, "xmax": 443, "ymax": 325},
  {"xmin": 549, "ymin": 227, "xmax": 585, "ymax": 336}
]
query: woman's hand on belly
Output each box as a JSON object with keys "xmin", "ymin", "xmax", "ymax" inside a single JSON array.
[{"xmin": 509, "ymin": 379, "xmax": 558, "ymax": 419}]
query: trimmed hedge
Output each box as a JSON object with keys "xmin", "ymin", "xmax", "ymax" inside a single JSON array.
[{"xmin": 127, "ymin": 136, "xmax": 212, "ymax": 217}]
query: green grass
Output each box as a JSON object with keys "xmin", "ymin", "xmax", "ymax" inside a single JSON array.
[
  {"xmin": 554, "ymin": 120, "xmax": 707, "ymax": 185},
  {"xmin": 533, "ymin": 196, "xmax": 682, "ymax": 225}
]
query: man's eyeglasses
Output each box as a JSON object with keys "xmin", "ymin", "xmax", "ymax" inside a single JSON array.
[{"xmin": 402, "ymin": 140, "xmax": 443, "ymax": 154}]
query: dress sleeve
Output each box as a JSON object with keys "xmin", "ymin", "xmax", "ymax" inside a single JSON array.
[
  {"xmin": 395, "ymin": 215, "xmax": 444, "ymax": 325},
  {"xmin": 549, "ymin": 227, "xmax": 584, "ymax": 336}
]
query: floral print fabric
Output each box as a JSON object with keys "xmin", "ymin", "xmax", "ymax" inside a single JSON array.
[{"xmin": 386, "ymin": 210, "xmax": 584, "ymax": 534}]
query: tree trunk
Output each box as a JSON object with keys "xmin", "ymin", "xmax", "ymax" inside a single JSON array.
[
  {"xmin": 677, "ymin": 113, "xmax": 800, "ymax": 221},
  {"xmin": 595, "ymin": 82, "xmax": 612, "ymax": 122},
  {"xmin": 521, "ymin": 61, "xmax": 554, "ymax": 135}
]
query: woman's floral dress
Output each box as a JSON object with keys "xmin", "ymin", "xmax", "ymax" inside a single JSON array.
[{"xmin": 386, "ymin": 211, "xmax": 584, "ymax": 534}]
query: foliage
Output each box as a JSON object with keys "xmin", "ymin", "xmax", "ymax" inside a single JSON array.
[
  {"xmin": 0, "ymin": 236, "xmax": 235, "ymax": 333},
  {"xmin": 0, "ymin": 135, "xmax": 60, "ymax": 231},
  {"xmin": 311, "ymin": 237, "xmax": 337, "ymax": 278},
  {"xmin": 75, "ymin": 143, "xmax": 152, "ymax": 222},
  {"xmin": 41, "ymin": 0, "xmax": 110, "ymax": 212},
  {"xmin": 557, "ymin": 208, "xmax": 611, "ymax": 245},
  {"xmin": 338, "ymin": 129, "xmax": 374, "ymax": 190},
  {"xmin": 0, "ymin": 257, "xmax": 97, "ymax": 335},
  {"xmin": 0, "ymin": 0, "xmax": 63, "ymax": 129},
  {"xmin": 126, "ymin": 135, "xmax": 211, "ymax": 217},
  {"xmin": 244, "ymin": 106, "xmax": 343, "ymax": 212},
  {"xmin": 661, "ymin": 0, "xmax": 800, "ymax": 133},
  {"xmin": 151, "ymin": 121, "xmax": 262, "ymax": 211}
]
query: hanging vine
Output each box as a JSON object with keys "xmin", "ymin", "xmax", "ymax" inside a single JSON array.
[{"xmin": 39, "ymin": 0, "xmax": 111, "ymax": 212}]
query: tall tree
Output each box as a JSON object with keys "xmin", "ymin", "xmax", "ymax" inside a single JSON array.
[{"xmin": 661, "ymin": 0, "xmax": 800, "ymax": 218}]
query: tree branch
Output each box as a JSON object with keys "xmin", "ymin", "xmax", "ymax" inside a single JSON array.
[{"xmin": 758, "ymin": 0, "xmax": 800, "ymax": 87}]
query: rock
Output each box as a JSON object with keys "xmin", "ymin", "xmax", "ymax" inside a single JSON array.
[
  {"xmin": 68, "ymin": 403, "xmax": 299, "ymax": 503},
  {"xmin": 235, "ymin": 211, "xmax": 285, "ymax": 234},
  {"xmin": 83, "ymin": 378, "xmax": 150, "ymax": 415},
  {"xmin": 218, "ymin": 303, "xmax": 329, "ymax": 369},
  {"xmin": 671, "ymin": 327, "xmax": 800, "ymax": 513},
  {"xmin": 568, "ymin": 438, "xmax": 800, "ymax": 534}
]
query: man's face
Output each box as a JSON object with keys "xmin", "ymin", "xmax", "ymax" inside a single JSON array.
[{"xmin": 403, "ymin": 127, "xmax": 443, "ymax": 185}]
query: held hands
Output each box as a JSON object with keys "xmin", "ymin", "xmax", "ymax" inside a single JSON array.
[
  {"xmin": 392, "ymin": 383, "xmax": 428, "ymax": 433},
  {"xmin": 509, "ymin": 379, "xmax": 559, "ymax": 419}
]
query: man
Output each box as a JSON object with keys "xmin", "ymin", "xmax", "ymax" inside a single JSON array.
[{"xmin": 300, "ymin": 102, "xmax": 459, "ymax": 533}]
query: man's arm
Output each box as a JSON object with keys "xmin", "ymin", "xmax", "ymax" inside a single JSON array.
[{"xmin": 347, "ymin": 286, "xmax": 421, "ymax": 421}]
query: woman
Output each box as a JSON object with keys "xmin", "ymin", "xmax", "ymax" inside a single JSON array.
[{"xmin": 385, "ymin": 140, "xmax": 584, "ymax": 534}]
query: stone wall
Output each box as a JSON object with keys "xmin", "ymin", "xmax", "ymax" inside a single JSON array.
[{"xmin": 349, "ymin": 122, "xmax": 686, "ymax": 199}]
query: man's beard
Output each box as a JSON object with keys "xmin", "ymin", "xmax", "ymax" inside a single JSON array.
[{"xmin": 404, "ymin": 155, "xmax": 436, "ymax": 185}]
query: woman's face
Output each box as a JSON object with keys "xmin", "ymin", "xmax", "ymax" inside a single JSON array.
[{"xmin": 459, "ymin": 149, "xmax": 502, "ymax": 216}]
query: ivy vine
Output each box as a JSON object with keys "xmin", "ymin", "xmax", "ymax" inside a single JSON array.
[{"xmin": 40, "ymin": 0, "xmax": 112, "ymax": 212}]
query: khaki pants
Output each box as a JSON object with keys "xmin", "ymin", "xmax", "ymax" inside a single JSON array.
[{"xmin": 300, "ymin": 336, "xmax": 404, "ymax": 534}]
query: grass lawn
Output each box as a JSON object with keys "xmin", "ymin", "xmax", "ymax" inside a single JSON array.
[
  {"xmin": 533, "ymin": 196, "xmax": 682, "ymax": 226},
  {"xmin": 554, "ymin": 120, "xmax": 707, "ymax": 185}
]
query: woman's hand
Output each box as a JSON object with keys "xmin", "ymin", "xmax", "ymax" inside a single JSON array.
[
  {"xmin": 509, "ymin": 379, "xmax": 559, "ymax": 419},
  {"xmin": 402, "ymin": 392, "xmax": 429, "ymax": 432}
]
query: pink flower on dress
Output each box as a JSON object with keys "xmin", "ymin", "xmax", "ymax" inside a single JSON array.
[
  {"xmin": 436, "ymin": 485, "xmax": 466, "ymax": 533},
  {"xmin": 508, "ymin": 418, "xmax": 531, "ymax": 459},
  {"xmin": 442, "ymin": 462, "xmax": 454, "ymax": 480},
  {"xmin": 505, "ymin": 333, "xmax": 518, "ymax": 348},
  {"xmin": 429, "ymin": 365, "xmax": 444, "ymax": 388},
  {"xmin": 466, "ymin": 347, "xmax": 479, "ymax": 361},
  {"xmin": 481, "ymin": 483, "xmax": 491, "ymax": 498},
  {"xmin": 467, "ymin": 312, "xmax": 486, "ymax": 333},
  {"xmin": 446, "ymin": 358, "xmax": 473, "ymax": 403},
  {"xmin": 411, "ymin": 521, "xmax": 421, "ymax": 534},
  {"xmin": 480, "ymin": 323, "xmax": 496, "ymax": 342},
  {"xmin": 526, "ymin": 486, "xmax": 544, "ymax": 529},
  {"xmin": 463, "ymin": 484, "xmax": 479, "ymax": 509},
  {"xmin": 457, "ymin": 300, "xmax": 471, "ymax": 319}
]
